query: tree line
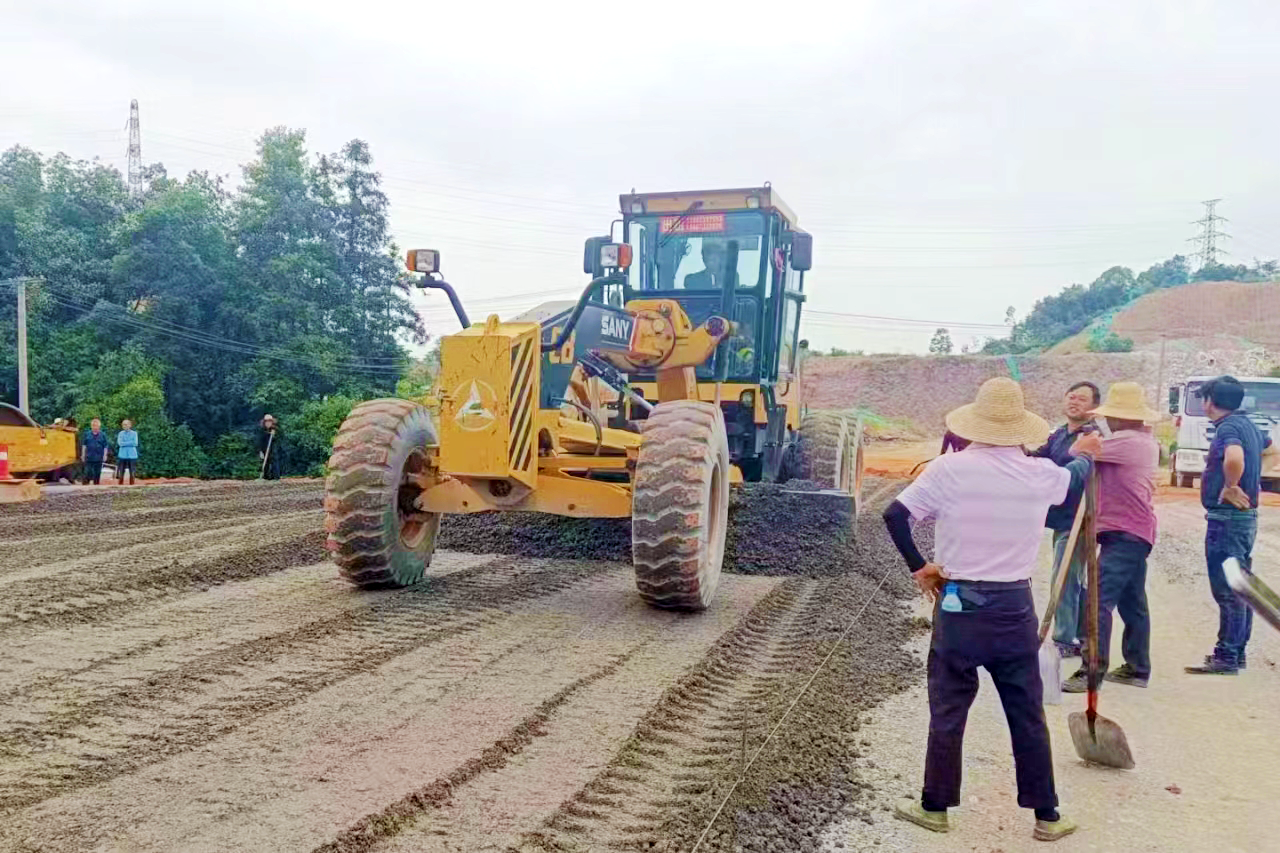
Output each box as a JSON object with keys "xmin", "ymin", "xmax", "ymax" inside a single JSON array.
[
  {"xmin": 983, "ymin": 255, "xmax": 1279, "ymax": 355},
  {"xmin": 0, "ymin": 129, "xmax": 426, "ymax": 477}
]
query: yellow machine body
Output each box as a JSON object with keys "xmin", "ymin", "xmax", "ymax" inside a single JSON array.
[{"xmin": 0, "ymin": 404, "xmax": 77, "ymax": 476}]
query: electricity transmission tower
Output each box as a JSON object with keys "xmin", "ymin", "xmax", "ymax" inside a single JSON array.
[
  {"xmin": 126, "ymin": 99, "xmax": 143, "ymax": 198},
  {"xmin": 1188, "ymin": 198, "xmax": 1229, "ymax": 269}
]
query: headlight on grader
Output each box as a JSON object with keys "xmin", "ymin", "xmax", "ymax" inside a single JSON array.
[
  {"xmin": 599, "ymin": 243, "xmax": 633, "ymax": 270},
  {"xmin": 406, "ymin": 249, "xmax": 441, "ymax": 274}
]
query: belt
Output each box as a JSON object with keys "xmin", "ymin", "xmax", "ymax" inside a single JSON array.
[{"xmin": 948, "ymin": 579, "xmax": 1030, "ymax": 591}]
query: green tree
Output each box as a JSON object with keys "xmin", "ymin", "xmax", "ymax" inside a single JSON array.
[{"xmin": 929, "ymin": 328, "xmax": 953, "ymax": 354}]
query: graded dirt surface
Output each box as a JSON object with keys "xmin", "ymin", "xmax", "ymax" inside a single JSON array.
[
  {"xmin": 823, "ymin": 494, "xmax": 1280, "ymax": 853},
  {"xmin": 0, "ymin": 477, "xmax": 923, "ymax": 853}
]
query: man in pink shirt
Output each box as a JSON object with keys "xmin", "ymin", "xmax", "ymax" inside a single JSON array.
[
  {"xmin": 1064, "ymin": 382, "xmax": 1160, "ymax": 692},
  {"xmin": 883, "ymin": 378, "xmax": 1099, "ymax": 843}
]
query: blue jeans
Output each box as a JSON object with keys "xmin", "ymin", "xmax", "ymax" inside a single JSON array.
[
  {"xmin": 1206, "ymin": 512, "xmax": 1257, "ymax": 667},
  {"xmin": 1050, "ymin": 529, "xmax": 1084, "ymax": 647}
]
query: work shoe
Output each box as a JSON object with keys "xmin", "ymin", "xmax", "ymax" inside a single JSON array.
[
  {"xmin": 1056, "ymin": 642, "xmax": 1082, "ymax": 659},
  {"xmin": 1186, "ymin": 658, "xmax": 1239, "ymax": 675},
  {"xmin": 893, "ymin": 798, "xmax": 949, "ymax": 833},
  {"xmin": 1203, "ymin": 654, "xmax": 1246, "ymax": 671},
  {"xmin": 1034, "ymin": 814, "xmax": 1078, "ymax": 842},
  {"xmin": 1062, "ymin": 669, "xmax": 1090, "ymax": 693},
  {"xmin": 1104, "ymin": 664, "xmax": 1149, "ymax": 688}
]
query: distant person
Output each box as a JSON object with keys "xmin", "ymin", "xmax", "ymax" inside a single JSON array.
[
  {"xmin": 1063, "ymin": 382, "xmax": 1160, "ymax": 692},
  {"xmin": 1031, "ymin": 381, "xmax": 1100, "ymax": 658},
  {"xmin": 81, "ymin": 418, "xmax": 110, "ymax": 485},
  {"xmin": 682, "ymin": 240, "xmax": 728, "ymax": 289},
  {"xmin": 116, "ymin": 419, "xmax": 139, "ymax": 486},
  {"xmin": 883, "ymin": 377, "xmax": 1099, "ymax": 843},
  {"xmin": 1185, "ymin": 376, "xmax": 1274, "ymax": 675},
  {"xmin": 258, "ymin": 414, "xmax": 284, "ymax": 480}
]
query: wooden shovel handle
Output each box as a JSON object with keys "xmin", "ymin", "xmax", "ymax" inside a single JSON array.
[{"xmin": 1038, "ymin": 471, "xmax": 1092, "ymax": 644}]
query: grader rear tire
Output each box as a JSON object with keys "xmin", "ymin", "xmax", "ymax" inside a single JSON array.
[
  {"xmin": 632, "ymin": 401, "xmax": 730, "ymax": 611},
  {"xmin": 798, "ymin": 412, "xmax": 851, "ymax": 491},
  {"xmin": 324, "ymin": 398, "xmax": 440, "ymax": 588}
]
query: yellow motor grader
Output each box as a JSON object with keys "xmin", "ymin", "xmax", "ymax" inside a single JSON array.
[{"xmin": 324, "ymin": 187, "xmax": 863, "ymax": 609}]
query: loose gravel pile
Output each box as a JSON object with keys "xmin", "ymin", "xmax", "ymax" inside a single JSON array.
[{"xmin": 437, "ymin": 481, "xmax": 861, "ymax": 577}]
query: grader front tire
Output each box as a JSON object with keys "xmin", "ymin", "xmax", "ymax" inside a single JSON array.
[
  {"xmin": 798, "ymin": 412, "xmax": 852, "ymax": 491},
  {"xmin": 324, "ymin": 399, "xmax": 440, "ymax": 588},
  {"xmin": 631, "ymin": 401, "xmax": 730, "ymax": 611}
]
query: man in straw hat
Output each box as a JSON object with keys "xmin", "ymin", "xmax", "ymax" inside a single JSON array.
[
  {"xmin": 1063, "ymin": 381, "xmax": 1160, "ymax": 693},
  {"xmin": 883, "ymin": 377, "xmax": 1100, "ymax": 842}
]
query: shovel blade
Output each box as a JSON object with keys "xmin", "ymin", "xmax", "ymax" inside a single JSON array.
[
  {"xmin": 1067, "ymin": 711, "xmax": 1135, "ymax": 769},
  {"xmin": 1039, "ymin": 644, "xmax": 1062, "ymax": 705}
]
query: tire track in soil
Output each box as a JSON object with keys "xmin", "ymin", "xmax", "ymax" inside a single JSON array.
[
  {"xmin": 0, "ymin": 557, "xmax": 612, "ymax": 813},
  {"xmin": 1, "ymin": 510, "xmax": 318, "ymax": 571},
  {"xmin": 516, "ymin": 480, "xmax": 922, "ymax": 853},
  {"xmin": 0, "ymin": 572, "xmax": 778, "ymax": 853},
  {"xmin": 0, "ymin": 480, "xmax": 321, "ymax": 519},
  {"xmin": 0, "ymin": 512, "xmax": 324, "ymax": 632},
  {"xmin": 0, "ymin": 553, "xmax": 493, "ymax": 704},
  {"xmin": 0, "ymin": 488, "xmax": 323, "ymax": 539},
  {"xmin": 511, "ymin": 580, "xmax": 819, "ymax": 852}
]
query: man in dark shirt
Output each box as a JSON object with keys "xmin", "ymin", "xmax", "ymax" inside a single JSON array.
[
  {"xmin": 1186, "ymin": 376, "xmax": 1274, "ymax": 675},
  {"xmin": 81, "ymin": 418, "xmax": 111, "ymax": 485},
  {"xmin": 1031, "ymin": 381, "xmax": 1100, "ymax": 656}
]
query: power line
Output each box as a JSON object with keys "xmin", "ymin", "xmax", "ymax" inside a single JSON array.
[{"xmin": 1188, "ymin": 198, "xmax": 1230, "ymax": 269}]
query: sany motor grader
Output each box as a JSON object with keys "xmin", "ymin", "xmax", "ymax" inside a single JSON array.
[{"xmin": 324, "ymin": 186, "xmax": 864, "ymax": 610}]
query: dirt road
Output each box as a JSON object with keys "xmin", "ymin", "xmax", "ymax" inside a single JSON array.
[{"xmin": 0, "ymin": 479, "xmax": 918, "ymax": 853}]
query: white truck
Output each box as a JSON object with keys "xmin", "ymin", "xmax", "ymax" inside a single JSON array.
[{"xmin": 1167, "ymin": 375, "xmax": 1280, "ymax": 490}]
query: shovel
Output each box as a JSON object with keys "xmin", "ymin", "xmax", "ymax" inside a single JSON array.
[
  {"xmin": 1224, "ymin": 557, "xmax": 1280, "ymax": 633},
  {"xmin": 1067, "ymin": 477, "xmax": 1136, "ymax": 769},
  {"xmin": 1037, "ymin": 481, "xmax": 1090, "ymax": 705},
  {"xmin": 258, "ymin": 430, "xmax": 275, "ymax": 480}
]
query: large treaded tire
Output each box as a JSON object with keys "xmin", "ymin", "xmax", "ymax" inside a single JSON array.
[
  {"xmin": 631, "ymin": 401, "xmax": 730, "ymax": 611},
  {"xmin": 324, "ymin": 398, "xmax": 440, "ymax": 588},
  {"xmin": 798, "ymin": 412, "xmax": 851, "ymax": 491}
]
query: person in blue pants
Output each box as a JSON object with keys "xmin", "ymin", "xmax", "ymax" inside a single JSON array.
[{"xmin": 1185, "ymin": 376, "xmax": 1274, "ymax": 675}]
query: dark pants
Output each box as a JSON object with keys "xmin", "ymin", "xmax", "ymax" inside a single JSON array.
[
  {"xmin": 117, "ymin": 458, "xmax": 136, "ymax": 484},
  {"xmin": 924, "ymin": 581, "xmax": 1056, "ymax": 811},
  {"xmin": 83, "ymin": 460, "xmax": 104, "ymax": 485},
  {"xmin": 1206, "ymin": 512, "xmax": 1257, "ymax": 667},
  {"xmin": 1079, "ymin": 531, "xmax": 1152, "ymax": 677}
]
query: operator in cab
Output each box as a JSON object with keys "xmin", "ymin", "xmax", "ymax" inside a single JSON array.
[{"xmin": 682, "ymin": 239, "xmax": 729, "ymax": 289}]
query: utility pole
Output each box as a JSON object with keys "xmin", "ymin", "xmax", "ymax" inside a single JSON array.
[
  {"xmin": 1188, "ymin": 199, "xmax": 1230, "ymax": 270},
  {"xmin": 126, "ymin": 99, "xmax": 143, "ymax": 199},
  {"xmin": 3, "ymin": 277, "xmax": 33, "ymax": 412},
  {"xmin": 16, "ymin": 278, "xmax": 28, "ymax": 413}
]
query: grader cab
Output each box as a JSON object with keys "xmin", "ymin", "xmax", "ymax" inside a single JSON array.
[{"xmin": 323, "ymin": 187, "xmax": 864, "ymax": 610}]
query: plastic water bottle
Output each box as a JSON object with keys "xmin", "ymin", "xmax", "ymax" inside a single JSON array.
[{"xmin": 941, "ymin": 582, "xmax": 962, "ymax": 613}]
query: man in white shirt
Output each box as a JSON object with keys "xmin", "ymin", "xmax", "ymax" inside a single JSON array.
[{"xmin": 883, "ymin": 377, "xmax": 1099, "ymax": 843}]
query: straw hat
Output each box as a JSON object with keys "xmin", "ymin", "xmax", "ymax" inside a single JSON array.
[
  {"xmin": 945, "ymin": 377, "xmax": 1051, "ymax": 447},
  {"xmin": 1090, "ymin": 381, "xmax": 1160, "ymax": 423}
]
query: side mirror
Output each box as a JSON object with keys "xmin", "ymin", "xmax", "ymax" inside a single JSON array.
[
  {"xmin": 790, "ymin": 231, "xmax": 813, "ymax": 271},
  {"xmin": 1168, "ymin": 386, "xmax": 1179, "ymax": 415},
  {"xmin": 583, "ymin": 236, "xmax": 611, "ymax": 276},
  {"xmin": 798, "ymin": 339, "xmax": 809, "ymax": 350}
]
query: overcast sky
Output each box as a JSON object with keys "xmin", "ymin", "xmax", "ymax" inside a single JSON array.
[{"xmin": 4, "ymin": 0, "xmax": 1279, "ymax": 353}]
